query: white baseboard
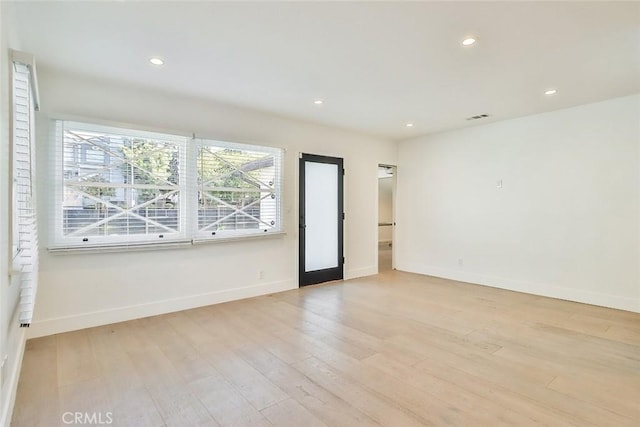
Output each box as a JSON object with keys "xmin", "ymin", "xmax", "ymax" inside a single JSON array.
[
  {"xmin": 345, "ymin": 265, "xmax": 377, "ymax": 280},
  {"xmin": 27, "ymin": 279, "xmax": 297, "ymax": 339},
  {"xmin": 0, "ymin": 329, "xmax": 26, "ymax": 427},
  {"xmin": 398, "ymin": 263, "xmax": 640, "ymax": 313},
  {"xmin": 27, "ymin": 266, "xmax": 381, "ymax": 339}
]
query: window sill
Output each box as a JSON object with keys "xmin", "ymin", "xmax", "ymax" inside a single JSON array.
[
  {"xmin": 48, "ymin": 240, "xmax": 193, "ymax": 254},
  {"xmin": 47, "ymin": 231, "xmax": 286, "ymax": 254},
  {"xmin": 192, "ymin": 231, "xmax": 286, "ymax": 245}
]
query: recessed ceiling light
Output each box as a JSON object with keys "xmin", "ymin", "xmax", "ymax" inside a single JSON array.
[
  {"xmin": 405, "ymin": 123, "xmax": 414, "ymax": 128},
  {"xmin": 149, "ymin": 57, "xmax": 164, "ymax": 66},
  {"xmin": 462, "ymin": 37, "xmax": 476, "ymax": 46},
  {"xmin": 544, "ymin": 89, "xmax": 557, "ymax": 96},
  {"xmin": 313, "ymin": 99, "xmax": 324, "ymax": 105}
]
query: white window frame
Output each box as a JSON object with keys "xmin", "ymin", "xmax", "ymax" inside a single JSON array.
[
  {"xmin": 50, "ymin": 120, "xmax": 284, "ymax": 250},
  {"xmin": 53, "ymin": 121, "xmax": 188, "ymax": 248},
  {"xmin": 194, "ymin": 138, "xmax": 283, "ymax": 241}
]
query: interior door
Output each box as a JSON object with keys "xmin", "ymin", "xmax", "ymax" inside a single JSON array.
[{"xmin": 299, "ymin": 153, "xmax": 344, "ymax": 286}]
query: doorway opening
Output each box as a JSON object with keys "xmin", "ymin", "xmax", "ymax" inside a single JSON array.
[{"xmin": 378, "ymin": 164, "xmax": 396, "ymax": 272}]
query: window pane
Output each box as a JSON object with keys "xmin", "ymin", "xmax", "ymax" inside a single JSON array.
[
  {"xmin": 61, "ymin": 124, "xmax": 182, "ymax": 239},
  {"xmin": 197, "ymin": 144, "xmax": 281, "ymax": 235},
  {"xmin": 304, "ymin": 161, "xmax": 338, "ymax": 271}
]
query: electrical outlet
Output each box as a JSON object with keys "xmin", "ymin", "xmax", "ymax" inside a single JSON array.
[
  {"xmin": 458, "ymin": 258, "xmax": 464, "ymax": 267},
  {"xmin": 258, "ymin": 270, "xmax": 264, "ymax": 279}
]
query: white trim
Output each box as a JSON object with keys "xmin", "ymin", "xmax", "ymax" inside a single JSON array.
[
  {"xmin": 48, "ymin": 231, "xmax": 287, "ymax": 254},
  {"xmin": 398, "ymin": 264, "xmax": 640, "ymax": 313},
  {"xmin": 193, "ymin": 230, "xmax": 286, "ymax": 245},
  {"xmin": 26, "ymin": 279, "xmax": 297, "ymax": 338},
  {"xmin": 0, "ymin": 329, "xmax": 26, "ymax": 427},
  {"xmin": 345, "ymin": 265, "xmax": 377, "ymax": 280},
  {"xmin": 47, "ymin": 239, "xmax": 193, "ymax": 254},
  {"xmin": 63, "ymin": 120, "xmax": 187, "ymax": 143}
]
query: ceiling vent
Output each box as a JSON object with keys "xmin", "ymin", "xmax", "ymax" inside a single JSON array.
[{"xmin": 466, "ymin": 114, "xmax": 490, "ymax": 121}]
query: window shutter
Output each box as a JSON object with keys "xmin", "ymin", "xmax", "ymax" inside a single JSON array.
[{"xmin": 12, "ymin": 59, "xmax": 39, "ymax": 327}]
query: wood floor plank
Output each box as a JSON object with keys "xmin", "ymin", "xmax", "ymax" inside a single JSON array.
[
  {"xmin": 215, "ymin": 302, "xmax": 313, "ymax": 364},
  {"xmin": 188, "ymin": 374, "xmax": 272, "ymax": 427},
  {"xmin": 56, "ymin": 330, "xmax": 101, "ymax": 387},
  {"xmin": 363, "ymin": 352, "xmax": 570, "ymax": 426},
  {"xmin": 13, "ymin": 270, "xmax": 640, "ymax": 426},
  {"xmin": 547, "ymin": 374, "xmax": 640, "ymax": 419},
  {"xmin": 292, "ymin": 357, "xmax": 426, "ymax": 427},
  {"xmin": 177, "ymin": 308, "xmax": 291, "ymax": 412},
  {"xmin": 260, "ymin": 398, "xmax": 328, "ymax": 427},
  {"xmin": 86, "ymin": 326, "xmax": 165, "ymax": 427},
  {"xmin": 150, "ymin": 390, "xmax": 218, "ymax": 427},
  {"xmin": 307, "ymin": 340, "xmax": 503, "ymax": 426},
  {"xmin": 492, "ymin": 345, "xmax": 640, "ymax": 393},
  {"xmin": 236, "ymin": 345, "xmax": 379, "ymax": 427},
  {"xmin": 413, "ymin": 348, "xmax": 636, "ymax": 426},
  {"xmin": 254, "ymin": 301, "xmax": 378, "ymax": 360},
  {"xmin": 115, "ymin": 322, "xmax": 216, "ymax": 426},
  {"xmin": 214, "ymin": 302, "xmax": 373, "ymax": 364},
  {"xmin": 389, "ymin": 331, "xmax": 554, "ymax": 387},
  {"xmin": 263, "ymin": 299, "xmax": 425, "ymax": 366},
  {"xmin": 11, "ymin": 345, "xmax": 60, "ymax": 427},
  {"xmin": 196, "ymin": 339, "xmax": 289, "ymax": 411},
  {"xmin": 605, "ymin": 324, "xmax": 640, "ymax": 345},
  {"xmin": 58, "ymin": 378, "xmax": 112, "ymax": 426},
  {"xmin": 136, "ymin": 316, "xmax": 218, "ymax": 384},
  {"xmin": 163, "ymin": 311, "xmax": 273, "ymax": 426},
  {"xmin": 275, "ymin": 285, "xmax": 404, "ymax": 339}
]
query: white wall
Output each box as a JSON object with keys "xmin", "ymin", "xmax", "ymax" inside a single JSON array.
[
  {"xmin": 378, "ymin": 176, "xmax": 393, "ymax": 243},
  {"xmin": 0, "ymin": 4, "xmax": 28, "ymax": 426},
  {"xmin": 30, "ymin": 69, "xmax": 396, "ymax": 338},
  {"xmin": 397, "ymin": 95, "xmax": 640, "ymax": 312}
]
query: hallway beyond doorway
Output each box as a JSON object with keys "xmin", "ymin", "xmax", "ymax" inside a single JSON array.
[{"xmin": 378, "ymin": 242, "xmax": 392, "ymax": 272}]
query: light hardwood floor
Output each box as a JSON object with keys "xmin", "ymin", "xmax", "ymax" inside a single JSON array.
[{"xmin": 12, "ymin": 270, "xmax": 640, "ymax": 426}]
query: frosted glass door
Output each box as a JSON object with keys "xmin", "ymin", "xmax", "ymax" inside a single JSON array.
[
  {"xmin": 299, "ymin": 154, "xmax": 344, "ymax": 286},
  {"xmin": 304, "ymin": 162, "xmax": 338, "ymax": 271}
]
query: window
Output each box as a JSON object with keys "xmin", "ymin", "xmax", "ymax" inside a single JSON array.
[
  {"xmin": 52, "ymin": 120, "xmax": 283, "ymax": 249},
  {"xmin": 11, "ymin": 50, "xmax": 39, "ymax": 327},
  {"xmin": 196, "ymin": 140, "xmax": 282, "ymax": 238},
  {"xmin": 56, "ymin": 121, "xmax": 185, "ymax": 246}
]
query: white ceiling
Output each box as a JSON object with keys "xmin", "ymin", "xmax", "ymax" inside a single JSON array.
[{"xmin": 10, "ymin": 1, "xmax": 640, "ymax": 140}]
